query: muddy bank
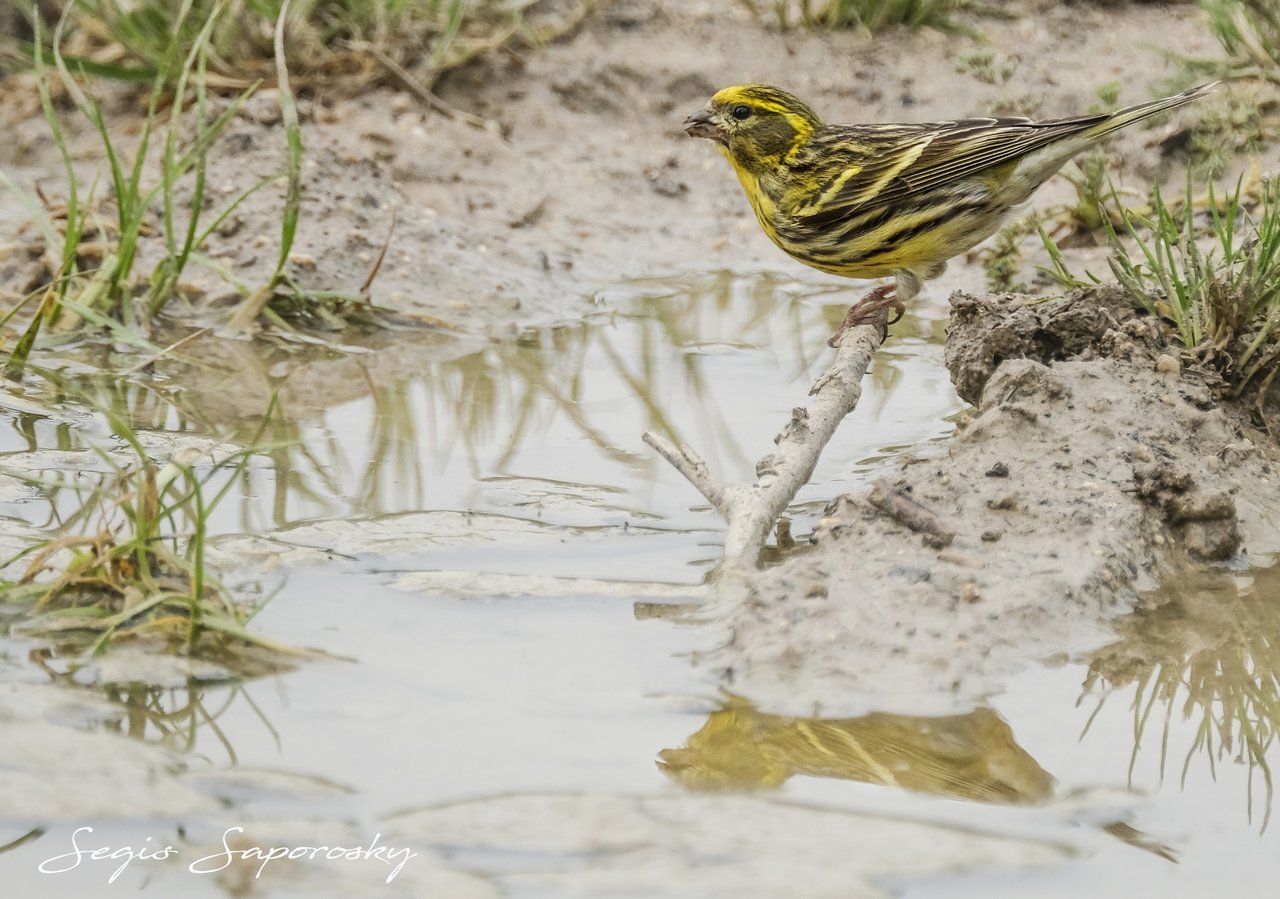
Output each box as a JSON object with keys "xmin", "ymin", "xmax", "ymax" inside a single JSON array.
[{"xmin": 712, "ymin": 288, "xmax": 1280, "ymax": 716}]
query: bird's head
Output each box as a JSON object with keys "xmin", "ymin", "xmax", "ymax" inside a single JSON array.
[{"xmin": 684, "ymin": 85, "xmax": 824, "ymax": 174}]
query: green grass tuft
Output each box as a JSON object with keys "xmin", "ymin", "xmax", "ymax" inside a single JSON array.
[
  {"xmin": 954, "ymin": 48, "xmax": 1019, "ymax": 85},
  {"xmin": 771, "ymin": 0, "xmax": 966, "ymax": 31},
  {"xmin": 1172, "ymin": 1, "xmax": 1280, "ymax": 173},
  {"xmin": 9, "ymin": 0, "xmax": 592, "ymax": 94},
  {"xmin": 1199, "ymin": 0, "xmax": 1280, "ymax": 81},
  {"xmin": 1043, "ymin": 173, "xmax": 1280, "ymax": 406},
  {"xmin": 2, "ymin": 3, "xmax": 260, "ymax": 375},
  {"xmin": 0, "ymin": 394, "xmax": 318, "ymax": 673},
  {"xmin": 1188, "ymin": 86, "xmax": 1270, "ymax": 176},
  {"xmin": 980, "ymin": 213, "xmax": 1044, "ymax": 294}
]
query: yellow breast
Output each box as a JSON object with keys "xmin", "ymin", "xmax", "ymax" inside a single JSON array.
[{"xmin": 721, "ymin": 148, "xmax": 782, "ymax": 243}]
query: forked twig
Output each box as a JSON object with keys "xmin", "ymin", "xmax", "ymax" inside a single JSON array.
[{"xmin": 644, "ymin": 314, "xmax": 886, "ymax": 566}]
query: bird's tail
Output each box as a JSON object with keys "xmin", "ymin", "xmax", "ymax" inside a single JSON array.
[
  {"xmin": 1085, "ymin": 82, "xmax": 1218, "ymax": 141},
  {"xmin": 1007, "ymin": 82, "xmax": 1217, "ymax": 201}
]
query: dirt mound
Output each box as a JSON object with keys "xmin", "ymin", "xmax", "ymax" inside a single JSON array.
[
  {"xmin": 711, "ymin": 288, "xmax": 1280, "ymax": 716},
  {"xmin": 944, "ymin": 287, "xmax": 1142, "ymax": 405}
]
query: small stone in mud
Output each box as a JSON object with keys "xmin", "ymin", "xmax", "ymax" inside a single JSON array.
[
  {"xmin": 987, "ymin": 493, "xmax": 1020, "ymax": 511},
  {"xmin": 805, "ymin": 581, "xmax": 827, "ymax": 599},
  {"xmin": 1132, "ymin": 462, "xmax": 1192, "ymax": 498},
  {"xmin": 888, "ymin": 566, "xmax": 931, "ymax": 583},
  {"xmin": 980, "ymin": 530, "xmax": 1002, "ymax": 542},
  {"xmin": 390, "ymin": 93, "xmax": 414, "ymax": 116},
  {"xmin": 775, "ymin": 518, "xmax": 796, "ymax": 549},
  {"xmin": 985, "ymin": 461, "xmax": 1010, "ymax": 478},
  {"xmin": 288, "ymin": 253, "xmax": 318, "ymax": 271},
  {"xmin": 1179, "ymin": 382, "xmax": 1216, "ymax": 410},
  {"xmin": 938, "ymin": 550, "xmax": 984, "ymax": 568},
  {"xmin": 961, "ymin": 582, "xmax": 981, "ymax": 603},
  {"xmin": 216, "ymin": 215, "xmax": 244, "ymax": 238},
  {"xmin": 1184, "ymin": 518, "xmax": 1242, "ymax": 561},
  {"xmin": 646, "ymin": 168, "xmax": 688, "ymax": 198},
  {"xmin": 1155, "ymin": 353, "xmax": 1181, "ymax": 376},
  {"xmin": 207, "ymin": 290, "xmax": 243, "ymax": 309},
  {"xmin": 1167, "ymin": 489, "xmax": 1235, "ymax": 523},
  {"xmin": 240, "ymin": 93, "xmax": 283, "ymax": 127}
]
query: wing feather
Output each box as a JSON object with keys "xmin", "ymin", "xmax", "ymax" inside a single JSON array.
[{"xmin": 786, "ymin": 113, "xmax": 1109, "ymax": 227}]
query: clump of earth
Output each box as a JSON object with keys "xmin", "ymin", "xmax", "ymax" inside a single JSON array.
[{"xmin": 716, "ymin": 286, "xmax": 1280, "ymax": 716}]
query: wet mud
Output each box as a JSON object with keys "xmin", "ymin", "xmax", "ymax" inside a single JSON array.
[{"xmin": 715, "ymin": 287, "xmax": 1280, "ymax": 716}]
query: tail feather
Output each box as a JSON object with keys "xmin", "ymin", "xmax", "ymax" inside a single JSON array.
[
  {"xmin": 1006, "ymin": 82, "xmax": 1217, "ymax": 201},
  {"xmin": 1084, "ymin": 82, "xmax": 1219, "ymax": 140}
]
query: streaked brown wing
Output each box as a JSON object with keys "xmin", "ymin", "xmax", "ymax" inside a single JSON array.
[{"xmin": 789, "ymin": 113, "xmax": 1109, "ymax": 227}]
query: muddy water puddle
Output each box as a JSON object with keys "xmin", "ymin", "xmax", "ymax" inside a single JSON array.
[
  {"xmin": 3, "ymin": 274, "xmax": 1280, "ymax": 895},
  {"xmin": 0, "ymin": 272, "xmax": 959, "ymax": 571}
]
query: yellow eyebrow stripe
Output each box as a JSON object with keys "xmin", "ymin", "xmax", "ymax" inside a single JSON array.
[{"xmin": 751, "ymin": 99, "xmax": 793, "ymax": 115}]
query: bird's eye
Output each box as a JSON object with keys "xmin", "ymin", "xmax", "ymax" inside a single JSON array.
[{"xmin": 731, "ymin": 104, "xmax": 752, "ymax": 121}]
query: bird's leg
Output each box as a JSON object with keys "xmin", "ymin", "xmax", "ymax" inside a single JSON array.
[{"xmin": 826, "ymin": 283, "xmax": 905, "ymax": 348}]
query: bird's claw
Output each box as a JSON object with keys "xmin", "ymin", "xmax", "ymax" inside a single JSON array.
[{"xmin": 827, "ymin": 285, "xmax": 902, "ymax": 347}]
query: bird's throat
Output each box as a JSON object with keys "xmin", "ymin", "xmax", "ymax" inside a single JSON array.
[{"xmin": 724, "ymin": 158, "xmax": 782, "ymax": 241}]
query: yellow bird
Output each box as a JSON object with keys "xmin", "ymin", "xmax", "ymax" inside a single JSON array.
[{"xmin": 684, "ymin": 83, "xmax": 1214, "ymax": 343}]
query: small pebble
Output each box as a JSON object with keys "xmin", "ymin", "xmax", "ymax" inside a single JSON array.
[
  {"xmin": 216, "ymin": 216, "xmax": 243, "ymax": 239},
  {"xmin": 175, "ymin": 282, "xmax": 205, "ymax": 301},
  {"xmin": 1155, "ymin": 353, "xmax": 1181, "ymax": 376},
  {"xmin": 938, "ymin": 550, "xmax": 984, "ymax": 568},
  {"xmin": 962, "ymin": 582, "xmax": 981, "ymax": 603}
]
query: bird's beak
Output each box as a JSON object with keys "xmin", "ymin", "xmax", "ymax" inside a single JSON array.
[{"xmin": 684, "ymin": 106, "xmax": 726, "ymax": 145}]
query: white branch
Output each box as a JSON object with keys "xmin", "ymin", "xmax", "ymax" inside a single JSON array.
[
  {"xmin": 640, "ymin": 433, "xmax": 727, "ymax": 513},
  {"xmin": 644, "ymin": 317, "xmax": 885, "ymax": 567}
]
